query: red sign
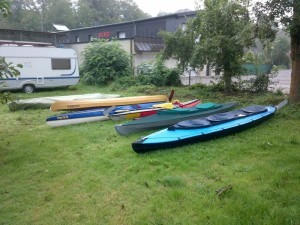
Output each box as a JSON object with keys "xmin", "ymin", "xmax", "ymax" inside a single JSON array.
[{"xmin": 98, "ymin": 32, "xmax": 110, "ymax": 38}]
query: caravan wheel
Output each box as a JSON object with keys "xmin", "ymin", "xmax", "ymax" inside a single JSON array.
[{"xmin": 22, "ymin": 84, "xmax": 35, "ymax": 93}]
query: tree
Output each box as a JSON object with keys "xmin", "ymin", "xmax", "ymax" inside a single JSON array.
[
  {"xmin": 0, "ymin": 2, "xmax": 22, "ymax": 103},
  {"xmin": 160, "ymin": 20, "xmax": 197, "ymax": 72},
  {"xmin": 0, "ymin": 0, "xmax": 149, "ymax": 30},
  {"xmin": 117, "ymin": 0, "xmax": 150, "ymax": 22},
  {"xmin": 44, "ymin": 0, "xmax": 76, "ymax": 31},
  {"xmin": 80, "ymin": 39, "xmax": 132, "ymax": 85},
  {"xmin": 161, "ymin": 0, "xmax": 254, "ymax": 92},
  {"xmin": 75, "ymin": 0, "xmax": 149, "ymax": 27},
  {"xmin": 0, "ymin": 0, "xmax": 10, "ymax": 17},
  {"xmin": 271, "ymin": 34, "xmax": 291, "ymax": 68},
  {"xmin": 253, "ymin": 0, "xmax": 300, "ymax": 102}
]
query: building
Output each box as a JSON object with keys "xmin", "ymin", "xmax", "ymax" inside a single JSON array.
[
  {"xmin": 0, "ymin": 11, "xmax": 212, "ymax": 80},
  {"xmin": 59, "ymin": 11, "xmax": 197, "ymax": 73}
]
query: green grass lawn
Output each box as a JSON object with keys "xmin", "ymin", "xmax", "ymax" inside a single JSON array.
[{"xmin": 0, "ymin": 84, "xmax": 299, "ymax": 225}]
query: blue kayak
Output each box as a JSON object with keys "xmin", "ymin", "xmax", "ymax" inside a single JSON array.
[
  {"xmin": 132, "ymin": 102, "xmax": 286, "ymax": 153},
  {"xmin": 46, "ymin": 102, "xmax": 165, "ymax": 127}
]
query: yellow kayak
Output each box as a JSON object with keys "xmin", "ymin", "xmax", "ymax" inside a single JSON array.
[
  {"xmin": 152, "ymin": 101, "xmax": 180, "ymax": 109},
  {"xmin": 50, "ymin": 95, "xmax": 169, "ymax": 111}
]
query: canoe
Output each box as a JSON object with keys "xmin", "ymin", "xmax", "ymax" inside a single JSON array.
[
  {"xmin": 46, "ymin": 102, "xmax": 165, "ymax": 127},
  {"xmin": 50, "ymin": 95, "xmax": 169, "ymax": 111},
  {"xmin": 46, "ymin": 108, "xmax": 109, "ymax": 127},
  {"xmin": 115, "ymin": 102, "xmax": 238, "ymax": 135},
  {"xmin": 109, "ymin": 99, "xmax": 202, "ymax": 121},
  {"xmin": 7, "ymin": 93, "xmax": 121, "ymax": 111},
  {"xmin": 132, "ymin": 100, "xmax": 288, "ymax": 153}
]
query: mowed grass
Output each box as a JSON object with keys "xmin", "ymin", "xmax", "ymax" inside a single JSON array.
[{"xmin": 0, "ymin": 84, "xmax": 299, "ymax": 225}]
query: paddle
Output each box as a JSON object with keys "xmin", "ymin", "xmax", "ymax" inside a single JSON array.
[
  {"xmin": 168, "ymin": 89, "xmax": 175, "ymax": 102},
  {"xmin": 275, "ymin": 99, "xmax": 288, "ymax": 111}
]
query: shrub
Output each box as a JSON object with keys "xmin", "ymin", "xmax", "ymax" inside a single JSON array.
[
  {"xmin": 236, "ymin": 70, "xmax": 278, "ymax": 93},
  {"xmin": 0, "ymin": 57, "xmax": 22, "ymax": 103},
  {"xmin": 80, "ymin": 39, "xmax": 132, "ymax": 86},
  {"xmin": 128, "ymin": 84, "xmax": 158, "ymax": 95},
  {"xmin": 136, "ymin": 54, "xmax": 181, "ymax": 87},
  {"xmin": 110, "ymin": 76, "xmax": 138, "ymax": 91},
  {"xmin": 164, "ymin": 68, "xmax": 182, "ymax": 86}
]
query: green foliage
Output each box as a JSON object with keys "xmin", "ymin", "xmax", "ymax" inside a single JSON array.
[
  {"xmin": 127, "ymin": 84, "xmax": 158, "ymax": 95},
  {"xmin": 0, "ymin": 57, "xmax": 22, "ymax": 104},
  {"xmin": 239, "ymin": 49, "xmax": 278, "ymax": 93},
  {"xmin": 80, "ymin": 39, "xmax": 132, "ymax": 86},
  {"xmin": 193, "ymin": 0, "xmax": 254, "ymax": 92},
  {"xmin": 243, "ymin": 51, "xmax": 256, "ymax": 64},
  {"xmin": 164, "ymin": 69, "xmax": 182, "ymax": 86},
  {"xmin": 271, "ymin": 35, "xmax": 291, "ymax": 68},
  {"xmin": 160, "ymin": 20, "xmax": 197, "ymax": 71},
  {"xmin": 109, "ymin": 76, "xmax": 138, "ymax": 91},
  {"xmin": 250, "ymin": 73, "xmax": 275, "ymax": 92},
  {"xmin": 253, "ymin": 0, "xmax": 296, "ymax": 31},
  {"xmin": 252, "ymin": 0, "xmax": 300, "ymax": 102},
  {"xmin": 136, "ymin": 54, "xmax": 182, "ymax": 87},
  {"xmin": 76, "ymin": 0, "xmax": 150, "ymax": 27},
  {"xmin": 0, "ymin": 57, "xmax": 22, "ymax": 78},
  {"xmin": 161, "ymin": 0, "xmax": 255, "ymax": 92},
  {"xmin": 0, "ymin": 0, "xmax": 149, "ymax": 31},
  {"xmin": 241, "ymin": 73, "xmax": 277, "ymax": 93},
  {"xmin": 0, "ymin": 0, "xmax": 10, "ymax": 17}
]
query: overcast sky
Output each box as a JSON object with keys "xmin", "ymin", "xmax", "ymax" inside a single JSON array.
[{"xmin": 133, "ymin": 0, "xmax": 198, "ymax": 16}]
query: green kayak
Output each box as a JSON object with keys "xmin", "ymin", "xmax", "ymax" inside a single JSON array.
[{"xmin": 115, "ymin": 101, "xmax": 238, "ymax": 135}]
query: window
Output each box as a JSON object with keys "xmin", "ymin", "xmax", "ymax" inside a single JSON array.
[
  {"xmin": 181, "ymin": 23, "xmax": 186, "ymax": 31},
  {"xmin": 75, "ymin": 36, "xmax": 80, "ymax": 42},
  {"xmin": 118, "ymin": 32, "xmax": 126, "ymax": 39},
  {"xmin": 88, "ymin": 35, "xmax": 94, "ymax": 42},
  {"xmin": 51, "ymin": 58, "xmax": 71, "ymax": 70}
]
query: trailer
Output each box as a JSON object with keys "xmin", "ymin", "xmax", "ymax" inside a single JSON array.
[{"xmin": 0, "ymin": 41, "xmax": 80, "ymax": 93}]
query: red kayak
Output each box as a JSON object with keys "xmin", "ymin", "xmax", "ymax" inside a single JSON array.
[{"xmin": 109, "ymin": 99, "xmax": 202, "ymax": 120}]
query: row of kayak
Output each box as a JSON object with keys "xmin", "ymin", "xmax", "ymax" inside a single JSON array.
[
  {"xmin": 44, "ymin": 93, "xmax": 287, "ymax": 153},
  {"xmin": 46, "ymin": 97, "xmax": 203, "ymax": 127}
]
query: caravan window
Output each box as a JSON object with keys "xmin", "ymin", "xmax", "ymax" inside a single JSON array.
[{"xmin": 51, "ymin": 58, "xmax": 71, "ymax": 70}]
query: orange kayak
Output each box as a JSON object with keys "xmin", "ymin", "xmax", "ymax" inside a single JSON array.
[{"xmin": 50, "ymin": 95, "xmax": 169, "ymax": 111}]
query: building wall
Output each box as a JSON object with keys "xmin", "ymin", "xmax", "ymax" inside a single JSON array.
[
  {"xmin": 65, "ymin": 38, "xmax": 213, "ymax": 79},
  {"xmin": 166, "ymin": 15, "xmax": 193, "ymax": 32},
  {"xmin": 61, "ymin": 11, "xmax": 196, "ymax": 44}
]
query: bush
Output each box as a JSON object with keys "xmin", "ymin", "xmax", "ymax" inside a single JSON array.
[
  {"xmin": 136, "ymin": 54, "xmax": 181, "ymax": 87},
  {"xmin": 127, "ymin": 84, "xmax": 158, "ymax": 95},
  {"xmin": 164, "ymin": 68, "xmax": 182, "ymax": 86},
  {"xmin": 0, "ymin": 57, "xmax": 22, "ymax": 103},
  {"xmin": 110, "ymin": 76, "xmax": 138, "ymax": 91},
  {"xmin": 80, "ymin": 39, "xmax": 132, "ymax": 86},
  {"xmin": 235, "ymin": 70, "xmax": 278, "ymax": 93}
]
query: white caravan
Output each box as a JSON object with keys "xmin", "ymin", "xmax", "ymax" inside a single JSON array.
[{"xmin": 0, "ymin": 44, "xmax": 80, "ymax": 93}]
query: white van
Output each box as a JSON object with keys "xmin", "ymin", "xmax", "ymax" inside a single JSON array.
[{"xmin": 0, "ymin": 44, "xmax": 80, "ymax": 93}]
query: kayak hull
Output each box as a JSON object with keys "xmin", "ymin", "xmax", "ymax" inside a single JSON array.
[
  {"xmin": 46, "ymin": 108, "xmax": 108, "ymax": 127},
  {"xmin": 115, "ymin": 102, "xmax": 238, "ymax": 135},
  {"xmin": 132, "ymin": 106, "xmax": 276, "ymax": 153},
  {"xmin": 50, "ymin": 95, "xmax": 169, "ymax": 111},
  {"xmin": 8, "ymin": 93, "xmax": 121, "ymax": 111},
  {"xmin": 47, "ymin": 115, "xmax": 109, "ymax": 127}
]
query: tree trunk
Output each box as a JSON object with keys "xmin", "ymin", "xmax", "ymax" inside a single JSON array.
[
  {"xmin": 223, "ymin": 71, "xmax": 232, "ymax": 92},
  {"xmin": 289, "ymin": 4, "xmax": 300, "ymax": 103}
]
